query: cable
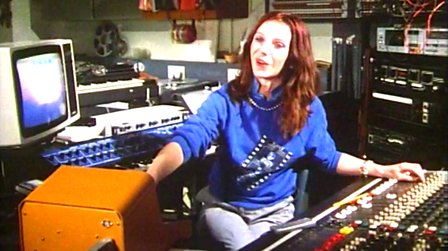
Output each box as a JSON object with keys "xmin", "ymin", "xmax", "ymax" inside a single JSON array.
[
  {"xmin": 401, "ymin": 0, "xmax": 445, "ymax": 55},
  {"xmin": 405, "ymin": 0, "xmax": 431, "ymax": 7},
  {"xmin": 404, "ymin": 6, "xmax": 425, "ymax": 52},
  {"xmin": 426, "ymin": 1, "xmax": 445, "ymax": 36}
]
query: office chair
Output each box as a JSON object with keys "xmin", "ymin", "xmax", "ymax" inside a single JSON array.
[
  {"xmin": 188, "ymin": 160, "xmax": 310, "ymax": 250},
  {"xmin": 192, "ymin": 167, "xmax": 310, "ymax": 220}
]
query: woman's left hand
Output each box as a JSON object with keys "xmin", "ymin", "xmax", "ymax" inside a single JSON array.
[{"xmin": 381, "ymin": 162, "xmax": 426, "ymax": 182}]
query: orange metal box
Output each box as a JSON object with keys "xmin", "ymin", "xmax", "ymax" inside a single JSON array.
[{"xmin": 19, "ymin": 165, "xmax": 191, "ymax": 251}]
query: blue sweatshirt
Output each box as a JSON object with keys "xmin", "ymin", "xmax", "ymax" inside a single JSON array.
[{"xmin": 170, "ymin": 79, "xmax": 342, "ymax": 209}]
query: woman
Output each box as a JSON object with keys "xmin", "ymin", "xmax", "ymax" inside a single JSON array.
[{"xmin": 147, "ymin": 11, "xmax": 425, "ymax": 250}]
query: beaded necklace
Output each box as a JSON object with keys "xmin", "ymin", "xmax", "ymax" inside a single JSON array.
[{"xmin": 248, "ymin": 97, "xmax": 282, "ymax": 111}]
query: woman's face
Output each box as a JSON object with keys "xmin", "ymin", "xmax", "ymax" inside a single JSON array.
[{"xmin": 250, "ymin": 20, "xmax": 292, "ymax": 82}]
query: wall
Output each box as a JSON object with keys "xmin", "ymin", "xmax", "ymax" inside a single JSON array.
[
  {"xmin": 11, "ymin": 0, "xmax": 333, "ymax": 63},
  {"xmin": 12, "ymin": 0, "xmax": 39, "ymax": 42},
  {"xmin": 0, "ymin": 0, "xmax": 35, "ymax": 44},
  {"xmin": 307, "ymin": 23, "xmax": 333, "ymax": 62},
  {"xmin": 0, "ymin": 25, "xmax": 12, "ymax": 43},
  {"xmin": 120, "ymin": 20, "xmax": 219, "ymax": 62}
]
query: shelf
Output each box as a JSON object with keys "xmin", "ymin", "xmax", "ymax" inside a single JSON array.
[
  {"xmin": 142, "ymin": 9, "xmax": 218, "ymax": 21},
  {"xmin": 141, "ymin": 0, "xmax": 248, "ymax": 21}
]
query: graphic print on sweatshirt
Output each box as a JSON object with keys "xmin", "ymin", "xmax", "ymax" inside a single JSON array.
[{"xmin": 237, "ymin": 135, "xmax": 292, "ymax": 191}]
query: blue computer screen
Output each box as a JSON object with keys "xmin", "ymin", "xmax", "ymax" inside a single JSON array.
[{"xmin": 16, "ymin": 53, "xmax": 67, "ymax": 129}]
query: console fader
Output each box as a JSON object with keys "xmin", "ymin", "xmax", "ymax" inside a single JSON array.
[{"xmin": 266, "ymin": 171, "xmax": 448, "ymax": 251}]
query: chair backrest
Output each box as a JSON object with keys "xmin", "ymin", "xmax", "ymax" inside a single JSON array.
[{"xmin": 293, "ymin": 168, "xmax": 309, "ymax": 218}]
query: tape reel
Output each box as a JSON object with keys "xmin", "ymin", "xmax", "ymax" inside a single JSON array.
[{"xmin": 94, "ymin": 22, "xmax": 127, "ymax": 58}]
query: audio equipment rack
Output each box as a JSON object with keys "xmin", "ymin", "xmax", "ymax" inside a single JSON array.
[{"xmin": 365, "ymin": 51, "xmax": 448, "ymax": 168}]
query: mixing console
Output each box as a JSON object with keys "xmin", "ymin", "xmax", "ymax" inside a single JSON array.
[
  {"xmin": 41, "ymin": 123, "xmax": 182, "ymax": 168},
  {"xmin": 263, "ymin": 171, "xmax": 448, "ymax": 251},
  {"xmin": 42, "ymin": 105, "xmax": 188, "ymax": 168}
]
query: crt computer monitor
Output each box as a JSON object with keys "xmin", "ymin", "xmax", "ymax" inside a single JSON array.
[{"xmin": 0, "ymin": 39, "xmax": 80, "ymax": 148}]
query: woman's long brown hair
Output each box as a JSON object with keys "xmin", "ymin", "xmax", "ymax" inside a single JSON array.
[{"xmin": 229, "ymin": 11, "xmax": 320, "ymax": 138}]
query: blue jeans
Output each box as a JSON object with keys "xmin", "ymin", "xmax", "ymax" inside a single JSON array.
[{"xmin": 196, "ymin": 187, "xmax": 294, "ymax": 251}]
